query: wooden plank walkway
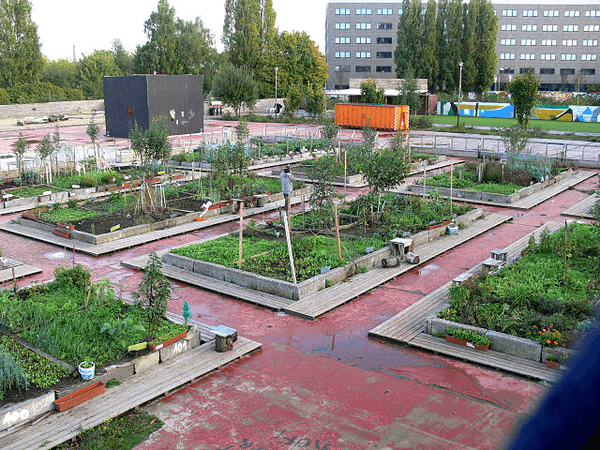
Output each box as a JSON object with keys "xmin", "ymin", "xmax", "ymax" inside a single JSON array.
[
  {"xmin": 283, "ymin": 212, "xmax": 511, "ymax": 320},
  {"xmin": 406, "ymin": 170, "xmax": 595, "ymax": 210},
  {"xmin": 0, "ymin": 263, "xmax": 42, "ymax": 284},
  {"xmin": 0, "ymin": 337, "xmax": 262, "ymax": 450},
  {"xmin": 368, "ymin": 221, "xmax": 565, "ymax": 381},
  {"xmin": 123, "ymin": 253, "xmax": 294, "ymax": 311},
  {"xmin": 0, "ymin": 194, "xmax": 306, "ymax": 257},
  {"xmin": 562, "ymin": 194, "xmax": 597, "ymax": 219}
]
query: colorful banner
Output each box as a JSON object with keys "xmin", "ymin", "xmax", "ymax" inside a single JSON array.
[
  {"xmin": 440, "ymin": 102, "xmax": 600, "ymax": 122},
  {"xmin": 441, "ymin": 102, "xmax": 514, "ymax": 118}
]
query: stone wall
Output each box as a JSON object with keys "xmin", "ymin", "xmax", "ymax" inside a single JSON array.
[{"xmin": 0, "ymin": 100, "xmax": 104, "ymax": 118}]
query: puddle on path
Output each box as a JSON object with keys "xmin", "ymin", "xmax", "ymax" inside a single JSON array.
[
  {"xmin": 44, "ymin": 251, "xmax": 68, "ymax": 260},
  {"xmin": 416, "ymin": 264, "xmax": 440, "ymax": 276}
]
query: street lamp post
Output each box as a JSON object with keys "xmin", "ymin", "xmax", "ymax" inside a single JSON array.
[
  {"xmin": 275, "ymin": 66, "xmax": 279, "ymax": 119},
  {"xmin": 456, "ymin": 61, "xmax": 463, "ymax": 127}
]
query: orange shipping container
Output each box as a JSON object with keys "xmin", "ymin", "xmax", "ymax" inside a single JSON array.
[{"xmin": 334, "ymin": 103, "xmax": 409, "ymax": 131}]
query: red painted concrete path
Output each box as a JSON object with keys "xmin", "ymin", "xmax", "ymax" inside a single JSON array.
[{"xmin": 0, "ymin": 160, "xmax": 597, "ymax": 448}]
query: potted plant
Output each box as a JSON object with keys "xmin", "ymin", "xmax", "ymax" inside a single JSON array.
[
  {"xmin": 546, "ymin": 352, "xmax": 569, "ymax": 369},
  {"xmin": 447, "ymin": 223, "xmax": 458, "ymax": 234},
  {"xmin": 445, "ymin": 327, "xmax": 492, "ymax": 351},
  {"xmin": 78, "ymin": 361, "xmax": 95, "ymax": 380}
]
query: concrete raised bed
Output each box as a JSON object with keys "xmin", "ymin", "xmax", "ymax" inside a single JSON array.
[
  {"xmin": 425, "ymin": 317, "xmax": 578, "ymax": 363},
  {"xmin": 163, "ymin": 208, "xmax": 483, "ymax": 300},
  {"xmin": 408, "ymin": 168, "xmax": 574, "ymax": 204}
]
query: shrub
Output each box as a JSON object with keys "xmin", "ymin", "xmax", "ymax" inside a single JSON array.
[
  {"xmin": 410, "ymin": 115, "xmax": 432, "ymax": 129},
  {"xmin": 54, "ymin": 264, "xmax": 91, "ymax": 290},
  {"xmin": 0, "ymin": 87, "xmax": 10, "ymax": 105},
  {"xmin": 0, "ymin": 351, "xmax": 29, "ymax": 392},
  {"xmin": 20, "ymin": 170, "xmax": 40, "ymax": 185},
  {"xmin": 80, "ymin": 175, "xmax": 97, "ymax": 187},
  {"xmin": 445, "ymin": 327, "xmax": 492, "ymax": 346}
]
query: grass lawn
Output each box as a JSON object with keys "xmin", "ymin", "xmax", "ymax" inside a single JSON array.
[{"xmin": 429, "ymin": 115, "xmax": 600, "ymax": 133}]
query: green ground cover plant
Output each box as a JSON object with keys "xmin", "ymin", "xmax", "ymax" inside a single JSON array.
[
  {"xmin": 171, "ymin": 234, "xmax": 387, "ymax": 283},
  {"xmin": 55, "ymin": 411, "xmax": 163, "ymax": 450},
  {"xmin": 50, "ymin": 170, "xmax": 124, "ymax": 190},
  {"xmin": 8, "ymin": 186, "xmax": 61, "ymax": 198},
  {"xmin": 0, "ymin": 265, "xmax": 185, "ymax": 367},
  {"xmin": 36, "ymin": 193, "xmax": 128, "ymax": 223},
  {"xmin": 438, "ymin": 223, "xmax": 599, "ymax": 346},
  {"xmin": 444, "ymin": 327, "xmax": 492, "ymax": 346}
]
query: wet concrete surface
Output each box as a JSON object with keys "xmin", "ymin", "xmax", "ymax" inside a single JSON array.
[{"xmin": 0, "ymin": 152, "xmax": 597, "ymax": 448}]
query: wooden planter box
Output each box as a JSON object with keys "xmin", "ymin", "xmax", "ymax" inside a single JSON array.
[
  {"xmin": 54, "ymin": 381, "xmax": 105, "ymax": 412},
  {"xmin": 148, "ymin": 330, "xmax": 188, "ymax": 352},
  {"xmin": 445, "ymin": 335, "xmax": 490, "ymax": 351}
]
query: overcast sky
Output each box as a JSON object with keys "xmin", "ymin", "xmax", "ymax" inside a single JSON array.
[{"xmin": 30, "ymin": 0, "xmax": 327, "ymax": 61}]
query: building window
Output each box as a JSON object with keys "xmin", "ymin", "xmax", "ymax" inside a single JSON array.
[
  {"xmin": 521, "ymin": 39, "xmax": 537, "ymax": 46},
  {"xmin": 563, "ymin": 25, "xmax": 579, "ymax": 32},
  {"xmin": 501, "ymin": 38, "xmax": 516, "ymax": 46},
  {"xmin": 335, "ymin": 23, "xmax": 351, "ymax": 30},
  {"xmin": 499, "ymin": 67, "xmax": 515, "ymax": 74},
  {"xmin": 334, "ymin": 85, "xmax": 349, "ymax": 90},
  {"xmin": 583, "ymin": 40, "xmax": 599, "ymax": 46},
  {"xmin": 335, "ymin": 8, "xmax": 351, "ymax": 15},
  {"xmin": 581, "ymin": 68, "xmax": 596, "ymax": 75},
  {"xmin": 585, "ymin": 10, "xmax": 600, "ymax": 17},
  {"xmin": 355, "ymin": 8, "xmax": 372, "ymax": 15},
  {"xmin": 376, "ymin": 66, "xmax": 392, "ymax": 72},
  {"xmin": 376, "ymin": 52, "xmax": 392, "ymax": 58},
  {"xmin": 560, "ymin": 68, "xmax": 576, "ymax": 75},
  {"xmin": 355, "ymin": 36, "xmax": 371, "ymax": 44},
  {"xmin": 542, "ymin": 25, "xmax": 558, "ymax": 32},
  {"xmin": 522, "ymin": 24, "xmax": 537, "ymax": 32},
  {"xmin": 541, "ymin": 39, "xmax": 557, "ymax": 46},
  {"xmin": 502, "ymin": 9, "xmax": 517, "ymax": 17},
  {"xmin": 564, "ymin": 10, "xmax": 580, "ymax": 17},
  {"xmin": 334, "ymin": 66, "xmax": 351, "ymax": 72},
  {"xmin": 562, "ymin": 39, "xmax": 578, "ymax": 47},
  {"xmin": 560, "ymin": 54, "xmax": 577, "ymax": 61},
  {"xmin": 584, "ymin": 25, "xmax": 600, "ymax": 32},
  {"xmin": 501, "ymin": 24, "xmax": 517, "ymax": 31},
  {"xmin": 540, "ymin": 54, "xmax": 556, "ymax": 60},
  {"xmin": 377, "ymin": 22, "xmax": 393, "ymax": 30},
  {"xmin": 356, "ymin": 51, "xmax": 371, "ymax": 58},
  {"xmin": 540, "ymin": 68, "xmax": 555, "ymax": 75},
  {"xmin": 581, "ymin": 54, "xmax": 597, "ymax": 61},
  {"xmin": 335, "ymin": 37, "xmax": 350, "ymax": 44},
  {"xmin": 356, "ymin": 22, "xmax": 372, "ymax": 30},
  {"xmin": 355, "ymin": 66, "xmax": 371, "ymax": 72},
  {"xmin": 335, "ymin": 51, "xmax": 351, "ymax": 58},
  {"xmin": 377, "ymin": 37, "xmax": 393, "ymax": 44},
  {"xmin": 543, "ymin": 10, "xmax": 559, "ymax": 17},
  {"xmin": 520, "ymin": 68, "xmax": 535, "ymax": 74},
  {"xmin": 377, "ymin": 8, "xmax": 393, "ymax": 15},
  {"xmin": 520, "ymin": 53, "xmax": 536, "ymax": 60},
  {"xmin": 522, "ymin": 10, "xmax": 538, "ymax": 17},
  {"xmin": 398, "ymin": 8, "xmax": 403, "ymax": 15},
  {"xmin": 500, "ymin": 53, "xmax": 516, "ymax": 60}
]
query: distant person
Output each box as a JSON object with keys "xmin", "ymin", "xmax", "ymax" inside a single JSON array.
[{"xmin": 279, "ymin": 165, "xmax": 295, "ymax": 216}]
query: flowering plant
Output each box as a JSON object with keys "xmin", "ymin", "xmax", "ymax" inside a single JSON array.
[
  {"xmin": 528, "ymin": 325, "xmax": 564, "ymax": 347},
  {"xmin": 546, "ymin": 352, "xmax": 569, "ymax": 363},
  {"xmin": 445, "ymin": 327, "xmax": 492, "ymax": 346}
]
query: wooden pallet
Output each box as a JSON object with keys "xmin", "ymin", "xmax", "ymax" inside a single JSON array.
[
  {"xmin": 283, "ymin": 212, "xmax": 511, "ymax": 320},
  {"xmin": 0, "ymin": 337, "xmax": 262, "ymax": 450},
  {"xmin": 0, "ymin": 194, "xmax": 306, "ymax": 256},
  {"xmin": 368, "ymin": 221, "xmax": 565, "ymax": 381},
  {"xmin": 562, "ymin": 194, "xmax": 597, "ymax": 219}
]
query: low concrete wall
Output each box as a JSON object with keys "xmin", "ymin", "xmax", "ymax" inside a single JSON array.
[
  {"xmin": 0, "ymin": 391, "xmax": 55, "ymax": 433},
  {"xmin": 0, "ymin": 100, "xmax": 104, "ymax": 119}
]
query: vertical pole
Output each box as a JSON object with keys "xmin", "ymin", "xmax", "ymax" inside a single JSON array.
[
  {"xmin": 334, "ymin": 204, "xmax": 342, "ymax": 260},
  {"xmin": 302, "ymin": 194, "xmax": 305, "ymax": 227},
  {"xmin": 238, "ymin": 202, "xmax": 244, "ymax": 270},
  {"xmin": 344, "ymin": 148, "xmax": 347, "ymax": 196},
  {"xmin": 450, "ymin": 161, "xmax": 454, "ymax": 215},
  {"xmin": 282, "ymin": 211, "xmax": 297, "ymax": 284},
  {"xmin": 423, "ymin": 160, "xmax": 427, "ymax": 200}
]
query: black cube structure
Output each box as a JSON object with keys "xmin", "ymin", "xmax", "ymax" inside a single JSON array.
[{"xmin": 104, "ymin": 74, "xmax": 204, "ymax": 138}]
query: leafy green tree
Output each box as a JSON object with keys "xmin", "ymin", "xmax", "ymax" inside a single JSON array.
[
  {"xmin": 111, "ymin": 39, "xmax": 134, "ymax": 76},
  {"xmin": 134, "ymin": 0, "xmax": 180, "ymax": 75},
  {"xmin": 470, "ymin": 0, "xmax": 498, "ymax": 96},
  {"xmin": 284, "ymin": 83, "xmax": 303, "ymax": 116},
  {"xmin": 132, "ymin": 252, "xmax": 171, "ymax": 341},
  {"xmin": 305, "ymin": 84, "xmax": 325, "ymax": 117},
  {"xmin": 41, "ymin": 60, "xmax": 79, "ymax": 89},
  {"xmin": 397, "ymin": 68, "xmax": 421, "ymax": 114},
  {"xmin": 360, "ymin": 78, "xmax": 385, "ymax": 104},
  {"xmin": 86, "ymin": 117, "xmax": 101, "ymax": 145},
  {"xmin": 395, "ymin": 0, "xmax": 422, "ymax": 78},
  {"xmin": 129, "ymin": 117, "xmax": 172, "ymax": 166},
  {"xmin": 508, "ymin": 73, "xmax": 540, "ymax": 127},
  {"xmin": 364, "ymin": 138, "xmax": 411, "ymax": 195},
  {"xmin": 321, "ymin": 123, "xmax": 340, "ymax": 153},
  {"xmin": 0, "ymin": 0, "xmax": 44, "ymax": 88},
  {"xmin": 211, "ymin": 64, "xmax": 258, "ymax": 116},
  {"xmin": 77, "ymin": 50, "xmax": 120, "ymax": 99},
  {"xmin": 421, "ymin": 0, "xmax": 439, "ymax": 86},
  {"xmin": 11, "ymin": 133, "xmax": 29, "ymax": 175}
]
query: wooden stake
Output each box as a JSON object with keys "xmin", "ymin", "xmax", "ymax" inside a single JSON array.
[
  {"xmin": 344, "ymin": 148, "xmax": 347, "ymax": 196},
  {"xmin": 334, "ymin": 203, "xmax": 342, "ymax": 260},
  {"xmin": 238, "ymin": 202, "xmax": 244, "ymax": 270},
  {"xmin": 282, "ymin": 211, "xmax": 297, "ymax": 284},
  {"xmin": 450, "ymin": 161, "xmax": 454, "ymax": 214}
]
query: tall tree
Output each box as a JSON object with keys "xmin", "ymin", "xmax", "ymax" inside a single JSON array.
[
  {"xmin": 421, "ymin": 0, "xmax": 439, "ymax": 87},
  {"xmin": 77, "ymin": 50, "xmax": 120, "ymax": 99},
  {"xmin": 0, "ymin": 0, "xmax": 44, "ymax": 88},
  {"xmin": 42, "ymin": 59, "xmax": 79, "ymax": 89},
  {"xmin": 395, "ymin": 0, "xmax": 423, "ymax": 78},
  {"xmin": 134, "ymin": 0, "xmax": 180, "ymax": 74},
  {"xmin": 212, "ymin": 64, "xmax": 259, "ymax": 116},
  {"xmin": 508, "ymin": 73, "xmax": 540, "ymax": 127},
  {"xmin": 461, "ymin": 0, "xmax": 477, "ymax": 92},
  {"xmin": 112, "ymin": 39, "xmax": 134, "ymax": 76},
  {"xmin": 471, "ymin": 0, "xmax": 498, "ymax": 96},
  {"xmin": 222, "ymin": 0, "xmax": 277, "ymax": 74}
]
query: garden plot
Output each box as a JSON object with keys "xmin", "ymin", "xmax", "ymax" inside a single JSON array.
[
  {"xmin": 407, "ymin": 158, "xmax": 592, "ymax": 208},
  {"xmin": 160, "ymin": 193, "xmax": 483, "ymax": 301}
]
